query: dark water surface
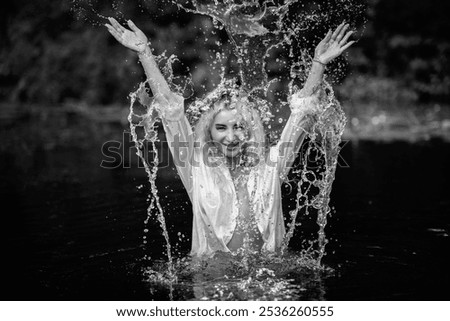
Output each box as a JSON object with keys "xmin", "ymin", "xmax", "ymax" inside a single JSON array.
[{"xmin": 1, "ymin": 110, "xmax": 449, "ymax": 300}]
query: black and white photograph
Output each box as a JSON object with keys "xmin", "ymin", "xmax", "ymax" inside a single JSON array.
[{"xmin": 1, "ymin": 0, "xmax": 449, "ymax": 310}]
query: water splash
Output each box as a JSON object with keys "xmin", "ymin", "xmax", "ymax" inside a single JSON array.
[
  {"xmin": 143, "ymin": 250, "xmax": 330, "ymax": 300},
  {"xmin": 71, "ymin": 0, "xmax": 127, "ymax": 26},
  {"xmin": 128, "ymin": 80, "xmax": 180, "ymax": 282},
  {"xmin": 178, "ymin": 0, "xmax": 349, "ymax": 266},
  {"xmin": 86, "ymin": 0, "xmax": 364, "ymax": 298},
  {"xmin": 281, "ymin": 79, "xmax": 346, "ymax": 264}
]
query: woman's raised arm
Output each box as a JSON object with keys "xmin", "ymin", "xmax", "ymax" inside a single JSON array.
[
  {"xmin": 105, "ymin": 17, "xmax": 177, "ymax": 105},
  {"xmin": 298, "ymin": 21, "xmax": 354, "ymax": 97},
  {"xmin": 275, "ymin": 22, "xmax": 355, "ymax": 179},
  {"xmin": 106, "ymin": 17, "xmax": 193, "ymax": 196}
]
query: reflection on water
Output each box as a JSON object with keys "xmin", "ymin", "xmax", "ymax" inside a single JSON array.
[{"xmin": 1, "ymin": 108, "xmax": 450, "ymax": 300}]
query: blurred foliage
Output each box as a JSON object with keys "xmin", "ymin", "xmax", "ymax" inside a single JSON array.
[
  {"xmin": 0, "ymin": 0, "xmax": 225, "ymax": 105},
  {"xmin": 0, "ymin": 0, "xmax": 141, "ymax": 105},
  {"xmin": 339, "ymin": 0, "xmax": 450, "ymax": 104},
  {"xmin": 338, "ymin": 75, "xmax": 419, "ymax": 105},
  {"xmin": 0, "ymin": 0, "xmax": 449, "ymax": 106}
]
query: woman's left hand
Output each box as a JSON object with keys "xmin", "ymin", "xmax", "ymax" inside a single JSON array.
[
  {"xmin": 314, "ymin": 22, "xmax": 355, "ymax": 65},
  {"xmin": 105, "ymin": 17, "xmax": 148, "ymax": 53}
]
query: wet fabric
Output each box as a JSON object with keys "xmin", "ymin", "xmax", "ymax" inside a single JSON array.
[{"xmin": 158, "ymin": 92, "xmax": 321, "ymax": 257}]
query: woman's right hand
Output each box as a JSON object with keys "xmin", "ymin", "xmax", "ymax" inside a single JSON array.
[
  {"xmin": 313, "ymin": 22, "xmax": 354, "ymax": 65},
  {"xmin": 105, "ymin": 17, "xmax": 148, "ymax": 53}
]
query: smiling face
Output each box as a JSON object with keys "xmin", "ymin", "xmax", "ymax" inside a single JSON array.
[{"xmin": 210, "ymin": 109, "xmax": 248, "ymax": 159}]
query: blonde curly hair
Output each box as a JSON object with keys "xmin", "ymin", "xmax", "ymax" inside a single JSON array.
[{"xmin": 193, "ymin": 87, "xmax": 267, "ymax": 167}]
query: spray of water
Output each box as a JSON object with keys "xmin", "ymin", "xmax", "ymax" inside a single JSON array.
[
  {"xmin": 132, "ymin": 0, "xmax": 350, "ymax": 274},
  {"xmin": 73, "ymin": 0, "xmax": 365, "ymax": 299},
  {"xmin": 146, "ymin": 0, "xmax": 350, "ymax": 264},
  {"xmin": 129, "ymin": 82, "xmax": 175, "ymax": 280}
]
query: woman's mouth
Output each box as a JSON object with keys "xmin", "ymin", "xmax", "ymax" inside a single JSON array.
[{"xmin": 226, "ymin": 143, "xmax": 240, "ymax": 150}]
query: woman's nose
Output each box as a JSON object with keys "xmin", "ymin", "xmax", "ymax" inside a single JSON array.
[{"xmin": 226, "ymin": 129, "xmax": 237, "ymax": 142}]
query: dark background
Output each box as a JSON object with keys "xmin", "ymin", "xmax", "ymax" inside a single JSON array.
[
  {"xmin": 0, "ymin": 0, "xmax": 449, "ymax": 300},
  {"xmin": 1, "ymin": 0, "xmax": 449, "ymax": 106}
]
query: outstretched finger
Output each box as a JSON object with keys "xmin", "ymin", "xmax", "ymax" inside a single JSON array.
[
  {"xmin": 105, "ymin": 24, "xmax": 122, "ymax": 41},
  {"xmin": 339, "ymin": 30, "xmax": 354, "ymax": 46},
  {"xmin": 340, "ymin": 40, "xmax": 356, "ymax": 52},
  {"xmin": 127, "ymin": 20, "xmax": 140, "ymax": 33},
  {"xmin": 108, "ymin": 17, "xmax": 126, "ymax": 34},
  {"xmin": 105, "ymin": 24, "xmax": 122, "ymax": 42},
  {"xmin": 331, "ymin": 21, "xmax": 345, "ymax": 40},
  {"xmin": 321, "ymin": 29, "xmax": 332, "ymax": 44},
  {"xmin": 336, "ymin": 24, "xmax": 349, "ymax": 42}
]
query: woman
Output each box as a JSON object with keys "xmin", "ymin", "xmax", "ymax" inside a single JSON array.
[{"xmin": 105, "ymin": 17, "xmax": 354, "ymax": 257}]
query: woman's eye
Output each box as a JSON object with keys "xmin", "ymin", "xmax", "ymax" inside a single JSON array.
[{"xmin": 215, "ymin": 126, "xmax": 226, "ymax": 131}]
